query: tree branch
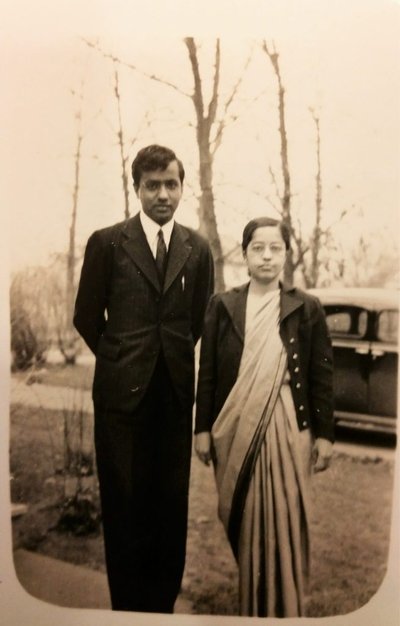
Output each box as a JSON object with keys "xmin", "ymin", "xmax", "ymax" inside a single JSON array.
[
  {"xmin": 293, "ymin": 243, "xmax": 310, "ymax": 270},
  {"xmin": 320, "ymin": 208, "xmax": 348, "ymax": 235},
  {"xmin": 183, "ymin": 37, "xmax": 205, "ymax": 130},
  {"xmin": 262, "ymin": 40, "xmax": 291, "ymax": 222},
  {"xmin": 113, "ymin": 66, "xmax": 130, "ymax": 219},
  {"xmin": 214, "ymin": 181, "xmax": 281, "ymax": 215},
  {"xmin": 268, "ymin": 165, "xmax": 281, "ymax": 203},
  {"xmin": 207, "ymin": 39, "xmax": 221, "ymax": 129},
  {"xmin": 83, "ymin": 38, "xmax": 191, "ymax": 98},
  {"xmin": 212, "ymin": 47, "xmax": 254, "ymax": 155},
  {"xmin": 126, "ymin": 109, "xmax": 153, "ymax": 153}
]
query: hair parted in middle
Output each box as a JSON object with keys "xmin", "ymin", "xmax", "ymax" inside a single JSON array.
[{"xmin": 241, "ymin": 217, "xmax": 291, "ymax": 253}]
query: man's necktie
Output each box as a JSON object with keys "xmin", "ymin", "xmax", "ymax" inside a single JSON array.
[{"xmin": 155, "ymin": 229, "xmax": 167, "ymax": 285}]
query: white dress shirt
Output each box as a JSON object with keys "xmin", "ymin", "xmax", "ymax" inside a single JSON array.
[{"xmin": 139, "ymin": 211, "xmax": 174, "ymax": 258}]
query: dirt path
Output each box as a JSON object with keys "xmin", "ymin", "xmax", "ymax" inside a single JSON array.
[
  {"xmin": 10, "ymin": 379, "xmax": 93, "ymax": 414},
  {"xmin": 10, "ymin": 378, "xmax": 396, "ymax": 461}
]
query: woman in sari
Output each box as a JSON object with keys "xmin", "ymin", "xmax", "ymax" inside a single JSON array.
[{"xmin": 194, "ymin": 217, "xmax": 334, "ymax": 617}]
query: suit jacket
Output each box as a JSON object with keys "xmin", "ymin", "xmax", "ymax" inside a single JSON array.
[
  {"xmin": 195, "ymin": 282, "xmax": 334, "ymax": 442},
  {"xmin": 74, "ymin": 213, "xmax": 214, "ymax": 414}
]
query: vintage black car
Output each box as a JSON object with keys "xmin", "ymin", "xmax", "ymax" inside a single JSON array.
[{"xmin": 309, "ymin": 288, "xmax": 398, "ymax": 435}]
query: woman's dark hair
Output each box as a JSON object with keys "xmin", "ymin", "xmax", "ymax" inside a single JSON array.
[
  {"xmin": 131, "ymin": 144, "xmax": 185, "ymax": 188},
  {"xmin": 242, "ymin": 217, "xmax": 291, "ymax": 252}
]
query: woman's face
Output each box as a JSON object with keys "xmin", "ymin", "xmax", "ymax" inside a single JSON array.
[{"xmin": 244, "ymin": 226, "xmax": 287, "ymax": 285}]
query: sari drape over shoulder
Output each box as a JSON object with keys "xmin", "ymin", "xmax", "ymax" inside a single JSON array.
[{"xmin": 211, "ymin": 290, "xmax": 312, "ymax": 617}]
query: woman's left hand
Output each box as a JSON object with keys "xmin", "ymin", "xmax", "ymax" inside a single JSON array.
[
  {"xmin": 312, "ymin": 437, "xmax": 333, "ymax": 472},
  {"xmin": 195, "ymin": 431, "xmax": 212, "ymax": 466}
]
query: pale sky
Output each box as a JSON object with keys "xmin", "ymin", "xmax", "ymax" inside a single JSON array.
[{"xmin": 1, "ymin": 0, "xmax": 399, "ymax": 272}]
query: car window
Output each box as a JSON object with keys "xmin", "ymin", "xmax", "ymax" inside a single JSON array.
[
  {"xmin": 326, "ymin": 311, "xmax": 351, "ymax": 334},
  {"xmin": 324, "ymin": 306, "xmax": 368, "ymax": 338},
  {"xmin": 377, "ymin": 309, "xmax": 398, "ymax": 343}
]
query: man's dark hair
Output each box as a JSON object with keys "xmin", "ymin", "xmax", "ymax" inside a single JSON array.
[
  {"xmin": 131, "ymin": 144, "xmax": 185, "ymax": 188},
  {"xmin": 242, "ymin": 217, "xmax": 291, "ymax": 252}
]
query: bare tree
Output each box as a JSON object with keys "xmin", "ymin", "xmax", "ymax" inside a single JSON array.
[
  {"xmin": 61, "ymin": 83, "xmax": 85, "ymax": 364},
  {"xmin": 9, "ymin": 253, "xmax": 87, "ymax": 369},
  {"xmin": 112, "ymin": 65, "xmax": 155, "ymax": 219},
  {"xmin": 262, "ymin": 41, "xmax": 300, "ymax": 282},
  {"xmin": 342, "ymin": 233, "xmax": 399, "ymax": 288},
  {"xmin": 84, "ymin": 38, "xmax": 252, "ymax": 291},
  {"xmin": 113, "ymin": 66, "xmax": 131, "ymax": 219},
  {"xmin": 183, "ymin": 38, "xmax": 224, "ymax": 289},
  {"xmin": 262, "ymin": 41, "xmax": 348, "ymax": 288},
  {"xmin": 302, "ymin": 109, "xmax": 323, "ymax": 288},
  {"xmin": 10, "ymin": 267, "xmax": 54, "ymax": 370}
]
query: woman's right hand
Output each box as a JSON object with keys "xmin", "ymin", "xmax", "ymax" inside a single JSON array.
[{"xmin": 195, "ymin": 432, "xmax": 212, "ymax": 466}]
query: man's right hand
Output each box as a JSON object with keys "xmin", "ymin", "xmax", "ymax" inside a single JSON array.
[{"xmin": 194, "ymin": 432, "xmax": 212, "ymax": 466}]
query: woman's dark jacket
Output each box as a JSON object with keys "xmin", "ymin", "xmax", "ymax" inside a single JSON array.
[{"xmin": 195, "ymin": 282, "xmax": 335, "ymax": 442}]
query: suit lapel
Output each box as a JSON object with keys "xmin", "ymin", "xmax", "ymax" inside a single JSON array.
[
  {"xmin": 121, "ymin": 214, "xmax": 161, "ymax": 293},
  {"xmin": 280, "ymin": 283, "xmax": 304, "ymax": 322},
  {"xmin": 163, "ymin": 223, "xmax": 192, "ymax": 294},
  {"xmin": 219, "ymin": 282, "xmax": 303, "ymax": 342},
  {"xmin": 220, "ymin": 284, "xmax": 249, "ymax": 343}
]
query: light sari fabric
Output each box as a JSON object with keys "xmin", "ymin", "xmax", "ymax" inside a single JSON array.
[{"xmin": 211, "ymin": 290, "xmax": 312, "ymax": 617}]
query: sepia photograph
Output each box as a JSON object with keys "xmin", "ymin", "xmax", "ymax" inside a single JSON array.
[{"xmin": 1, "ymin": 1, "xmax": 399, "ymax": 625}]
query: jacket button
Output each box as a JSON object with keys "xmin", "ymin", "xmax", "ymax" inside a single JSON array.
[
  {"xmin": 289, "ymin": 337, "xmax": 295, "ymax": 344},
  {"xmin": 130, "ymin": 387, "xmax": 140, "ymax": 393},
  {"xmin": 296, "ymin": 383, "xmax": 301, "ymax": 389},
  {"xmin": 299, "ymin": 405, "xmax": 304, "ymax": 411},
  {"xmin": 293, "ymin": 353, "xmax": 298, "ymax": 360},
  {"xmin": 302, "ymin": 421, "xmax": 308, "ymax": 427},
  {"xmin": 294, "ymin": 367, "xmax": 299, "ymax": 373}
]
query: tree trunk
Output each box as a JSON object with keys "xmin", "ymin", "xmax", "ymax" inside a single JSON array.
[
  {"xmin": 66, "ymin": 132, "xmax": 81, "ymax": 331},
  {"xmin": 63, "ymin": 97, "xmax": 85, "ymax": 365},
  {"xmin": 184, "ymin": 37, "xmax": 226, "ymax": 292},
  {"xmin": 197, "ymin": 139, "xmax": 225, "ymax": 291},
  {"xmin": 87, "ymin": 37, "xmax": 252, "ymax": 293},
  {"xmin": 309, "ymin": 111, "xmax": 322, "ymax": 288},
  {"xmin": 262, "ymin": 42, "xmax": 294, "ymax": 284},
  {"xmin": 114, "ymin": 68, "xmax": 130, "ymax": 219}
]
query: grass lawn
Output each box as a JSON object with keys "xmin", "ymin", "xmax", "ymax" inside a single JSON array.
[
  {"xmin": 186, "ymin": 450, "xmax": 395, "ymax": 616},
  {"xmin": 9, "ymin": 392, "xmax": 395, "ymax": 617}
]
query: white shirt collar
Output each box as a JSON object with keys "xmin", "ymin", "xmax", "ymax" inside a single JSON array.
[{"xmin": 139, "ymin": 211, "xmax": 174, "ymax": 254}]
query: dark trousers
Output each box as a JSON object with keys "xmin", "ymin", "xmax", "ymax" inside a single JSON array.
[{"xmin": 94, "ymin": 356, "xmax": 193, "ymax": 613}]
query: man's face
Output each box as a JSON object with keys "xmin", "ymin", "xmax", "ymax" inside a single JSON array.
[{"xmin": 135, "ymin": 160, "xmax": 183, "ymax": 226}]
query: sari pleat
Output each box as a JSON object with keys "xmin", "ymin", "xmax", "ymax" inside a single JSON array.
[
  {"xmin": 212, "ymin": 290, "xmax": 312, "ymax": 617},
  {"xmin": 238, "ymin": 379, "xmax": 312, "ymax": 617}
]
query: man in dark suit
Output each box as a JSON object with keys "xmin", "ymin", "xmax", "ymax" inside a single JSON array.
[{"xmin": 74, "ymin": 144, "xmax": 214, "ymax": 613}]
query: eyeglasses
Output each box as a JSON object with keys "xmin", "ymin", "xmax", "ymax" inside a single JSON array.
[
  {"xmin": 248, "ymin": 243, "xmax": 286, "ymax": 254},
  {"xmin": 141, "ymin": 179, "xmax": 180, "ymax": 192}
]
